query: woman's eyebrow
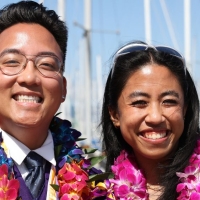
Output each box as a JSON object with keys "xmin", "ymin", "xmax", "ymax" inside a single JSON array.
[
  {"xmin": 160, "ymin": 90, "xmax": 179, "ymax": 98},
  {"xmin": 128, "ymin": 91, "xmax": 150, "ymax": 99},
  {"xmin": 127, "ymin": 90, "xmax": 180, "ymax": 99}
]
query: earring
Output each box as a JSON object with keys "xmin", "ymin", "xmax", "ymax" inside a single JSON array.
[
  {"xmin": 62, "ymin": 96, "xmax": 65, "ymax": 100},
  {"xmin": 112, "ymin": 121, "xmax": 119, "ymax": 129}
]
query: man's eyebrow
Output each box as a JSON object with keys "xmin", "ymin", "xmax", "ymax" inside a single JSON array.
[
  {"xmin": 36, "ymin": 51, "xmax": 61, "ymax": 58},
  {"xmin": 160, "ymin": 90, "xmax": 179, "ymax": 98},
  {"xmin": 128, "ymin": 91, "xmax": 150, "ymax": 99},
  {"xmin": 0, "ymin": 48, "xmax": 61, "ymax": 58},
  {"xmin": 0, "ymin": 48, "xmax": 20, "ymax": 56}
]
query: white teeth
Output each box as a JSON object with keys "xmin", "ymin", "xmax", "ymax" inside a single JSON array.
[
  {"xmin": 15, "ymin": 95, "xmax": 40, "ymax": 103},
  {"xmin": 144, "ymin": 132, "xmax": 167, "ymax": 139}
]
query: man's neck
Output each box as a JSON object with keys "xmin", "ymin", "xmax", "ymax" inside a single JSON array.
[{"xmin": 1, "ymin": 124, "xmax": 49, "ymax": 150}]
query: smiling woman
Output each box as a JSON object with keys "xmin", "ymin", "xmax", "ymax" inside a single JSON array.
[
  {"xmin": 100, "ymin": 41, "xmax": 200, "ymax": 199},
  {"xmin": 112, "ymin": 64, "xmax": 186, "ymax": 161}
]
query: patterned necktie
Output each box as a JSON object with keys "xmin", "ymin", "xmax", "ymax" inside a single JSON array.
[{"xmin": 24, "ymin": 151, "xmax": 45, "ymax": 198}]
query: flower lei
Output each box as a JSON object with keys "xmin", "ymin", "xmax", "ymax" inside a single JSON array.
[
  {"xmin": 176, "ymin": 139, "xmax": 200, "ymax": 199},
  {"xmin": 104, "ymin": 150, "xmax": 148, "ymax": 200},
  {"xmin": 92, "ymin": 141, "xmax": 200, "ymax": 200},
  {"xmin": 0, "ymin": 136, "xmax": 19, "ymax": 200},
  {"xmin": 0, "ymin": 116, "xmax": 200, "ymax": 200},
  {"xmin": 92, "ymin": 140, "xmax": 200, "ymax": 200},
  {"xmin": 49, "ymin": 115, "xmax": 109, "ymax": 199}
]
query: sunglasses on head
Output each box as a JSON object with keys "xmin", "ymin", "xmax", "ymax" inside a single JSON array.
[{"xmin": 111, "ymin": 43, "xmax": 186, "ymax": 77}]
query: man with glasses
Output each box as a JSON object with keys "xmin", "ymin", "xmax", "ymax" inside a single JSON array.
[{"xmin": 0, "ymin": 1, "xmax": 67, "ymax": 199}]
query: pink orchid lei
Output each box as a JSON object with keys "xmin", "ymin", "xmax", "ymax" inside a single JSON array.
[
  {"xmin": 109, "ymin": 150, "xmax": 148, "ymax": 199},
  {"xmin": 176, "ymin": 139, "xmax": 200, "ymax": 199},
  {"xmin": 95, "ymin": 139, "xmax": 200, "ymax": 200},
  {"xmin": 85, "ymin": 149, "xmax": 149, "ymax": 200}
]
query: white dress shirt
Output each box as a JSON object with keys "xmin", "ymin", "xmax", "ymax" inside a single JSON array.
[{"xmin": 1, "ymin": 129, "xmax": 56, "ymax": 179}]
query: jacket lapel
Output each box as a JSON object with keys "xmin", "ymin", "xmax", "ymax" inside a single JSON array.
[{"xmin": 13, "ymin": 161, "xmax": 51, "ymax": 200}]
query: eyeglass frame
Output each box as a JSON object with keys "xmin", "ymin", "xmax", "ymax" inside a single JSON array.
[
  {"xmin": 0, "ymin": 50, "xmax": 64, "ymax": 78},
  {"xmin": 111, "ymin": 43, "xmax": 186, "ymax": 77}
]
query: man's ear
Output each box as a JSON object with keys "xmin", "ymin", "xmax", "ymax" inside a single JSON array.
[
  {"xmin": 108, "ymin": 106, "xmax": 120, "ymax": 128},
  {"xmin": 62, "ymin": 76, "xmax": 67, "ymax": 102}
]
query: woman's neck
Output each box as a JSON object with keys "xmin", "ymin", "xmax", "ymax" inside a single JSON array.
[
  {"xmin": 134, "ymin": 154, "xmax": 165, "ymax": 199},
  {"xmin": 135, "ymin": 156, "xmax": 161, "ymax": 184},
  {"xmin": 147, "ymin": 183, "xmax": 163, "ymax": 200}
]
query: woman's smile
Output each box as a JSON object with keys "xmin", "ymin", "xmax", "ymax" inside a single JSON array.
[{"xmin": 140, "ymin": 129, "xmax": 168, "ymax": 140}]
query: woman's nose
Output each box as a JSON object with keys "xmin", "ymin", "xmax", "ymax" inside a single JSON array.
[{"xmin": 145, "ymin": 103, "xmax": 165, "ymax": 125}]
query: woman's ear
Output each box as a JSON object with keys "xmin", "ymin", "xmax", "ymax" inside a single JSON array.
[
  {"xmin": 108, "ymin": 106, "xmax": 120, "ymax": 128},
  {"xmin": 183, "ymin": 104, "xmax": 187, "ymax": 119}
]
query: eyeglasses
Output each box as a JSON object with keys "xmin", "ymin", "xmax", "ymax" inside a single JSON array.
[
  {"xmin": 111, "ymin": 43, "xmax": 186, "ymax": 77},
  {"xmin": 0, "ymin": 52, "xmax": 63, "ymax": 78}
]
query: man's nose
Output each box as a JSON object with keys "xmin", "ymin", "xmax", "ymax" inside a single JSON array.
[{"xmin": 16, "ymin": 60, "xmax": 41, "ymax": 86}]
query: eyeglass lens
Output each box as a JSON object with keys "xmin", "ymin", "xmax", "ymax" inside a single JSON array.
[{"xmin": 0, "ymin": 52, "xmax": 62, "ymax": 77}]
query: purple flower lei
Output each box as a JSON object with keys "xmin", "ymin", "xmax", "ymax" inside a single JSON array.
[
  {"xmin": 0, "ymin": 132, "xmax": 14, "ymax": 177},
  {"xmin": 49, "ymin": 116, "xmax": 85, "ymax": 171}
]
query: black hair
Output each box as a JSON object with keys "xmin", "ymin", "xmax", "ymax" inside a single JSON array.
[
  {"xmin": 100, "ymin": 41, "xmax": 200, "ymax": 200},
  {"xmin": 0, "ymin": 0, "xmax": 68, "ymax": 71}
]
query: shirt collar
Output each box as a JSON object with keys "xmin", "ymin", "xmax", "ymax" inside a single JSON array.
[{"xmin": 1, "ymin": 129, "xmax": 56, "ymax": 166}]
